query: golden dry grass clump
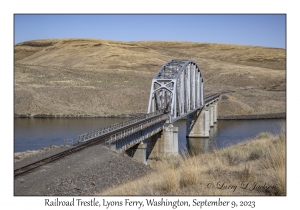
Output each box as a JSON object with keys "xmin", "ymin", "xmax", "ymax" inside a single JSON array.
[{"xmin": 100, "ymin": 130, "xmax": 286, "ymax": 196}]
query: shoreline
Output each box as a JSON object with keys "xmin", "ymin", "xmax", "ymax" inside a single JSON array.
[
  {"xmin": 217, "ymin": 112, "xmax": 286, "ymax": 120},
  {"xmin": 14, "ymin": 112, "xmax": 286, "ymax": 120}
]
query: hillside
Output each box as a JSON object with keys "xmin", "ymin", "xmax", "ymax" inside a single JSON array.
[{"xmin": 14, "ymin": 38, "xmax": 286, "ymax": 117}]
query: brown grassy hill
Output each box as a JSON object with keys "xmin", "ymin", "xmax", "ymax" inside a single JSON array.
[{"xmin": 14, "ymin": 38, "xmax": 286, "ymax": 117}]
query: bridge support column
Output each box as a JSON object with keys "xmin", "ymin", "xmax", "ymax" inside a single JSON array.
[
  {"xmin": 187, "ymin": 107, "xmax": 210, "ymax": 137},
  {"xmin": 213, "ymin": 102, "xmax": 218, "ymax": 123},
  {"xmin": 110, "ymin": 143, "xmax": 117, "ymax": 152},
  {"xmin": 146, "ymin": 123, "xmax": 178, "ymax": 159},
  {"xmin": 209, "ymin": 105, "xmax": 214, "ymax": 127},
  {"xmin": 163, "ymin": 123, "xmax": 179, "ymax": 156},
  {"xmin": 132, "ymin": 142, "xmax": 147, "ymax": 165}
]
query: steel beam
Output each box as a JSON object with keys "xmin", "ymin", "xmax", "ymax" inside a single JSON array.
[{"xmin": 147, "ymin": 60, "xmax": 204, "ymax": 123}]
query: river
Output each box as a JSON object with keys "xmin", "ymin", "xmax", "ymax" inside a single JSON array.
[{"xmin": 14, "ymin": 118, "xmax": 285, "ymax": 154}]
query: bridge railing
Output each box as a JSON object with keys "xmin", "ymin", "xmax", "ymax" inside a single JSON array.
[
  {"xmin": 204, "ymin": 93, "xmax": 221, "ymax": 105},
  {"xmin": 105, "ymin": 113, "xmax": 169, "ymax": 147},
  {"xmin": 77, "ymin": 110, "xmax": 165, "ymax": 143}
]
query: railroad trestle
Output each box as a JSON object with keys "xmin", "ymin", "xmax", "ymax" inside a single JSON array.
[{"xmin": 105, "ymin": 114, "xmax": 169, "ymax": 152}]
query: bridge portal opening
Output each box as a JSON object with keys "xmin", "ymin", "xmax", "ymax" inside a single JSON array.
[{"xmin": 148, "ymin": 60, "xmax": 204, "ymax": 123}]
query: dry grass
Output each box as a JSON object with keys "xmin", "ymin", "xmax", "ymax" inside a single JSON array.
[
  {"xmin": 258, "ymin": 132, "xmax": 286, "ymax": 195},
  {"xmin": 14, "ymin": 145, "xmax": 65, "ymax": 163},
  {"xmin": 161, "ymin": 162, "xmax": 181, "ymax": 193},
  {"xmin": 179, "ymin": 156, "xmax": 201, "ymax": 187},
  {"xmin": 99, "ymin": 130, "xmax": 286, "ymax": 196},
  {"xmin": 14, "ymin": 38, "xmax": 286, "ymax": 117}
]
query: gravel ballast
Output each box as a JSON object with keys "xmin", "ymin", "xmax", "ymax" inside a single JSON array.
[{"xmin": 14, "ymin": 144, "xmax": 152, "ymax": 196}]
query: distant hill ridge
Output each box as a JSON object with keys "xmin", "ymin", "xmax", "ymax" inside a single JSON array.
[
  {"xmin": 15, "ymin": 38, "xmax": 285, "ymax": 70},
  {"xmin": 14, "ymin": 38, "xmax": 286, "ymax": 117}
]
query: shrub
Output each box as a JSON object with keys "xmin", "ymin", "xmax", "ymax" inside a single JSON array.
[
  {"xmin": 161, "ymin": 164, "xmax": 180, "ymax": 193},
  {"xmin": 256, "ymin": 132, "xmax": 272, "ymax": 139},
  {"xmin": 180, "ymin": 156, "xmax": 200, "ymax": 187},
  {"xmin": 248, "ymin": 145, "xmax": 264, "ymax": 160},
  {"xmin": 259, "ymin": 132, "xmax": 286, "ymax": 195},
  {"xmin": 222, "ymin": 148, "xmax": 248, "ymax": 166}
]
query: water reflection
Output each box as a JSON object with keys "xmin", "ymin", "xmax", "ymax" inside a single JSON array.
[
  {"xmin": 187, "ymin": 138, "xmax": 210, "ymax": 155},
  {"xmin": 210, "ymin": 123, "xmax": 218, "ymax": 138}
]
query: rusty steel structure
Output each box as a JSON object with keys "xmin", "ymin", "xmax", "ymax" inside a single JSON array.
[{"xmin": 147, "ymin": 60, "xmax": 204, "ymax": 123}]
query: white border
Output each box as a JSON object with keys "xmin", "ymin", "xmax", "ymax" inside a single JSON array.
[{"xmin": 2, "ymin": 1, "xmax": 296, "ymax": 209}]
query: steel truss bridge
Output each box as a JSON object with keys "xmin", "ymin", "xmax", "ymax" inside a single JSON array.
[{"xmin": 77, "ymin": 60, "xmax": 219, "ymax": 152}]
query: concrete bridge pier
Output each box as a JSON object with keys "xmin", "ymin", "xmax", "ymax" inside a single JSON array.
[
  {"xmin": 146, "ymin": 123, "xmax": 179, "ymax": 160},
  {"xmin": 209, "ymin": 101, "xmax": 218, "ymax": 126},
  {"xmin": 187, "ymin": 101, "xmax": 218, "ymax": 138},
  {"xmin": 210, "ymin": 105, "xmax": 214, "ymax": 127},
  {"xmin": 213, "ymin": 102, "xmax": 218, "ymax": 123},
  {"xmin": 187, "ymin": 107, "xmax": 210, "ymax": 137},
  {"xmin": 132, "ymin": 142, "xmax": 147, "ymax": 165},
  {"xmin": 163, "ymin": 123, "xmax": 179, "ymax": 156},
  {"xmin": 110, "ymin": 143, "xmax": 117, "ymax": 151}
]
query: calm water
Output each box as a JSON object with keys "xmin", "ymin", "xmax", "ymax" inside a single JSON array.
[
  {"xmin": 14, "ymin": 118, "xmax": 285, "ymax": 153},
  {"xmin": 14, "ymin": 118, "xmax": 129, "ymax": 152},
  {"xmin": 175, "ymin": 119, "xmax": 285, "ymax": 155}
]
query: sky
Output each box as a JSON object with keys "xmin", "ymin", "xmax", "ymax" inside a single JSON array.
[{"xmin": 14, "ymin": 14, "xmax": 286, "ymax": 49}]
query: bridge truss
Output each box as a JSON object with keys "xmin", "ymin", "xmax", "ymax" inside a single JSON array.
[{"xmin": 147, "ymin": 60, "xmax": 204, "ymax": 123}]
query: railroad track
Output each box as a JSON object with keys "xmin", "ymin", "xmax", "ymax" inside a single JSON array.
[
  {"xmin": 14, "ymin": 112, "xmax": 167, "ymax": 178},
  {"xmin": 14, "ymin": 93, "xmax": 222, "ymax": 178},
  {"xmin": 205, "ymin": 90, "xmax": 237, "ymax": 104},
  {"xmin": 205, "ymin": 93, "xmax": 221, "ymax": 104}
]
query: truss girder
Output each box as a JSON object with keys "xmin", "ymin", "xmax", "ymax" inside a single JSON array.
[{"xmin": 148, "ymin": 60, "xmax": 204, "ymax": 123}]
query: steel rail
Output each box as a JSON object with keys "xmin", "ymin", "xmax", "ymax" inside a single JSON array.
[{"xmin": 205, "ymin": 93, "xmax": 221, "ymax": 104}]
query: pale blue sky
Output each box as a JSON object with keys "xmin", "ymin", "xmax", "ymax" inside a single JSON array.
[{"xmin": 14, "ymin": 14, "xmax": 286, "ymax": 48}]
